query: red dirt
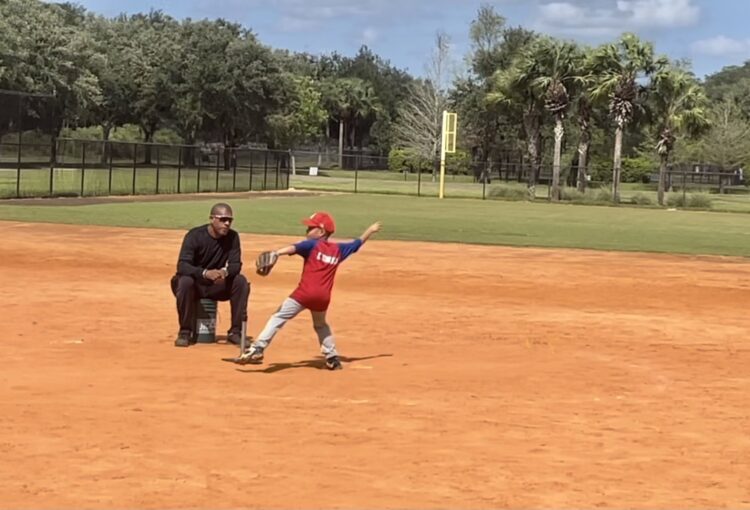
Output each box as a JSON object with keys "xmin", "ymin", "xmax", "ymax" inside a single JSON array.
[{"xmin": 1, "ymin": 220, "xmax": 749, "ymax": 509}]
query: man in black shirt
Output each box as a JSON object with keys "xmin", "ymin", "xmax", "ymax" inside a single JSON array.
[{"xmin": 170, "ymin": 203, "xmax": 250, "ymax": 347}]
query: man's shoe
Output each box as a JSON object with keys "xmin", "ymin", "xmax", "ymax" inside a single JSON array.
[
  {"xmin": 325, "ymin": 356, "xmax": 342, "ymax": 370},
  {"xmin": 174, "ymin": 331, "xmax": 191, "ymax": 347},
  {"xmin": 235, "ymin": 344, "xmax": 264, "ymax": 365},
  {"xmin": 227, "ymin": 331, "xmax": 242, "ymax": 345}
]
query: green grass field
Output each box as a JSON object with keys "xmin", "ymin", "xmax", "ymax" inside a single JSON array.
[{"xmin": 1, "ymin": 193, "xmax": 750, "ymax": 257}]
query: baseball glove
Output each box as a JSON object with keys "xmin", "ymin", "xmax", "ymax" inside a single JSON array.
[{"xmin": 255, "ymin": 250, "xmax": 278, "ymax": 276}]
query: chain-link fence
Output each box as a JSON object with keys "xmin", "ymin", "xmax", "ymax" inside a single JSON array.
[
  {"xmin": 0, "ymin": 138, "xmax": 290, "ymax": 198},
  {"xmin": 286, "ymin": 154, "xmax": 747, "ymax": 201}
]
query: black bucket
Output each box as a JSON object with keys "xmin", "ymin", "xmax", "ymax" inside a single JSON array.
[{"xmin": 193, "ymin": 298, "xmax": 217, "ymax": 343}]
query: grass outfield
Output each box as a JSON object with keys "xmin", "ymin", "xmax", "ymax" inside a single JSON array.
[{"xmin": 1, "ymin": 193, "xmax": 750, "ymax": 257}]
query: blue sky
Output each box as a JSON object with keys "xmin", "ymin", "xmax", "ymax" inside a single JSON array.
[{"xmin": 71, "ymin": 0, "xmax": 748, "ymax": 79}]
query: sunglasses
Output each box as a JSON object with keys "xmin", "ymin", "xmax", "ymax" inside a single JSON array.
[{"xmin": 213, "ymin": 216, "xmax": 233, "ymax": 223}]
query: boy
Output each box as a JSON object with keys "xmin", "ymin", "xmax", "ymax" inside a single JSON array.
[{"xmin": 236, "ymin": 212, "xmax": 381, "ymax": 370}]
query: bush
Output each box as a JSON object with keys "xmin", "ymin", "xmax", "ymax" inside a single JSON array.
[
  {"xmin": 688, "ymin": 193, "xmax": 713, "ymax": 209},
  {"xmin": 621, "ymin": 156, "xmax": 655, "ymax": 183},
  {"xmin": 595, "ymin": 187, "xmax": 614, "ymax": 202},
  {"xmin": 487, "ymin": 185, "xmax": 528, "ymax": 201},
  {"xmin": 631, "ymin": 193, "xmax": 653, "ymax": 206},
  {"xmin": 446, "ymin": 149, "xmax": 471, "ymax": 175},
  {"xmin": 666, "ymin": 193, "xmax": 686, "ymax": 208},
  {"xmin": 388, "ymin": 148, "xmax": 431, "ymax": 173},
  {"xmin": 388, "ymin": 147, "xmax": 471, "ymax": 175},
  {"xmin": 666, "ymin": 193, "xmax": 712, "ymax": 209},
  {"xmin": 61, "ymin": 124, "xmax": 183, "ymax": 145},
  {"xmin": 560, "ymin": 188, "xmax": 587, "ymax": 203}
]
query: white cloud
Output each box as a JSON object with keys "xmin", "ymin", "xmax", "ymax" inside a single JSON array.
[
  {"xmin": 535, "ymin": 0, "xmax": 700, "ymax": 37},
  {"xmin": 264, "ymin": 0, "xmax": 438, "ymax": 34},
  {"xmin": 617, "ymin": 0, "xmax": 699, "ymax": 27},
  {"xmin": 361, "ymin": 27, "xmax": 379, "ymax": 45},
  {"xmin": 691, "ymin": 35, "xmax": 750, "ymax": 57}
]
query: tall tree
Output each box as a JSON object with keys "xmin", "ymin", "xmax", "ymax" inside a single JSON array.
[
  {"xmin": 320, "ymin": 77, "xmax": 374, "ymax": 167},
  {"xmin": 454, "ymin": 7, "xmax": 536, "ymax": 179},
  {"xmin": 392, "ymin": 31, "xmax": 452, "ymax": 180},
  {"xmin": 128, "ymin": 11, "xmax": 180, "ymax": 162},
  {"xmin": 526, "ymin": 38, "xmax": 582, "ymax": 200},
  {"xmin": 651, "ymin": 66, "xmax": 709, "ymax": 205},
  {"xmin": 592, "ymin": 33, "xmax": 665, "ymax": 202},
  {"xmin": 0, "ymin": 0, "xmax": 101, "ymax": 133},
  {"xmin": 676, "ymin": 99, "xmax": 750, "ymax": 173},
  {"xmin": 268, "ymin": 75, "xmax": 327, "ymax": 173},
  {"xmin": 486, "ymin": 33, "xmax": 544, "ymax": 198}
]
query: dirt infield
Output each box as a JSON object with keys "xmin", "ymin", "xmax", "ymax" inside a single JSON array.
[{"xmin": 1, "ymin": 221, "xmax": 749, "ymax": 509}]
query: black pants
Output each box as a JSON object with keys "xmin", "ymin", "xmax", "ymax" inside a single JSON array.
[{"xmin": 170, "ymin": 274, "xmax": 250, "ymax": 335}]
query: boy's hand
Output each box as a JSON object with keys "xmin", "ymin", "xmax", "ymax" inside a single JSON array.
[
  {"xmin": 368, "ymin": 221, "xmax": 382, "ymax": 234},
  {"xmin": 360, "ymin": 221, "xmax": 382, "ymax": 242}
]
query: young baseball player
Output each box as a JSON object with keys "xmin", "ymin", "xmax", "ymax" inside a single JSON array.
[{"xmin": 236, "ymin": 212, "xmax": 382, "ymax": 370}]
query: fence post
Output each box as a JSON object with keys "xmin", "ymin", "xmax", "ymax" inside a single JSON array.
[
  {"xmin": 132, "ymin": 143, "xmax": 137, "ymax": 195},
  {"xmin": 232, "ymin": 148, "xmax": 237, "ymax": 191},
  {"xmin": 15, "ymin": 97, "xmax": 22, "ymax": 198},
  {"xmin": 177, "ymin": 146, "xmax": 182, "ymax": 194},
  {"xmin": 49, "ymin": 138, "xmax": 55, "ymax": 197},
  {"xmin": 155, "ymin": 146, "xmax": 161, "ymax": 194},
  {"xmin": 417, "ymin": 167, "xmax": 422, "ymax": 197},
  {"xmin": 108, "ymin": 142, "xmax": 113, "ymax": 195},
  {"xmin": 249, "ymin": 153, "xmax": 253, "ymax": 191},
  {"xmin": 15, "ymin": 136, "xmax": 22, "ymax": 199},
  {"xmin": 197, "ymin": 150, "xmax": 202, "ymax": 192},
  {"xmin": 682, "ymin": 167, "xmax": 687, "ymax": 205},
  {"xmin": 276, "ymin": 156, "xmax": 281, "ymax": 190},
  {"xmin": 215, "ymin": 148, "xmax": 220, "ymax": 192},
  {"xmin": 80, "ymin": 141, "xmax": 86, "ymax": 197},
  {"xmin": 263, "ymin": 152, "xmax": 268, "ymax": 191},
  {"xmin": 354, "ymin": 167, "xmax": 358, "ymax": 193},
  {"xmin": 483, "ymin": 175, "xmax": 487, "ymax": 200}
]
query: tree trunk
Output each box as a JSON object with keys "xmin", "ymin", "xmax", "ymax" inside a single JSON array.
[
  {"xmin": 657, "ymin": 153, "xmax": 668, "ymax": 206},
  {"xmin": 338, "ymin": 120, "xmax": 344, "ymax": 168},
  {"xmin": 576, "ymin": 133, "xmax": 590, "ymax": 193},
  {"xmin": 526, "ymin": 134, "xmax": 539, "ymax": 200},
  {"xmin": 612, "ymin": 124, "xmax": 623, "ymax": 203},
  {"xmin": 523, "ymin": 112, "xmax": 541, "ymax": 200},
  {"xmin": 551, "ymin": 116, "xmax": 564, "ymax": 201},
  {"xmin": 290, "ymin": 149, "xmax": 296, "ymax": 175},
  {"xmin": 101, "ymin": 124, "xmax": 112, "ymax": 165},
  {"xmin": 143, "ymin": 127, "xmax": 155, "ymax": 165}
]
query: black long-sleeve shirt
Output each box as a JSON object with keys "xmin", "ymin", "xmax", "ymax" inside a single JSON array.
[{"xmin": 176, "ymin": 225, "xmax": 243, "ymax": 280}]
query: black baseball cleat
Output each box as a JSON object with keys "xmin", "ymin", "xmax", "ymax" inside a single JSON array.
[
  {"xmin": 226, "ymin": 331, "xmax": 242, "ymax": 345},
  {"xmin": 174, "ymin": 331, "xmax": 191, "ymax": 347},
  {"xmin": 234, "ymin": 345, "xmax": 264, "ymax": 365},
  {"xmin": 325, "ymin": 356, "xmax": 342, "ymax": 370}
]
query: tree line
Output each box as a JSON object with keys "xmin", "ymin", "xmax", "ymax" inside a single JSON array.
[{"xmin": 1, "ymin": 1, "xmax": 749, "ymax": 203}]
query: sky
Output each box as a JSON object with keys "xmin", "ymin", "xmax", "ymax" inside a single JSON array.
[{"xmin": 69, "ymin": 0, "xmax": 749, "ymax": 79}]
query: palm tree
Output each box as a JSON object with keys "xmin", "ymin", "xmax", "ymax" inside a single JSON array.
[
  {"xmin": 320, "ymin": 78, "xmax": 379, "ymax": 168},
  {"xmin": 571, "ymin": 49, "xmax": 600, "ymax": 193},
  {"xmin": 486, "ymin": 35, "xmax": 544, "ymax": 199},
  {"xmin": 348, "ymin": 79, "xmax": 379, "ymax": 151},
  {"xmin": 592, "ymin": 33, "xmax": 665, "ymax": 202},
  {"xmin": 320, "ymin": 78, "xmax": 355, "ymax": 168},
  {"xmin": 651, "ymin": 66, "xmax": 710, "ymax": 205},
  {"xmin": 528, "ymin": 39, "xmax": 582, "ymax": 201}
]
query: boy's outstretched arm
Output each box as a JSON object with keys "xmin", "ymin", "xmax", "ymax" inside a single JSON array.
[
  {"xmin": 273, "ymin": 245, "xmax": 297, "ymax": 257},
  {"xmin": 255, "ymin": 244, "xmax": 297, "ymax": 276},
  {"xmin": 359, "ymin": 221, "xmax": 382, "ymax": 243}
]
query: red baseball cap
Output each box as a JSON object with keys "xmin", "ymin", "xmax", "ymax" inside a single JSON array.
[{"xmin": 302, "ymin": 212, "xmax": 335, "ymax": 234}]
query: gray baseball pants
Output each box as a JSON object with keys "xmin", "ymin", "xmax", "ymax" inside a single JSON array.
[{"xmin": 253, "ymin": 297, "xmax": 338, "ymax": 358}]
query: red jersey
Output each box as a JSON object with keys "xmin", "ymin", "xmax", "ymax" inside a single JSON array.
[{"xmin": 289, "ymin": 238, "xmax": 363, "ymax": 311}]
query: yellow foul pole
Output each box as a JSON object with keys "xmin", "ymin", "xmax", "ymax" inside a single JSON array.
[{"xmin": 439, "ymin": 110, "xmax": 457, "ymax": 200}]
